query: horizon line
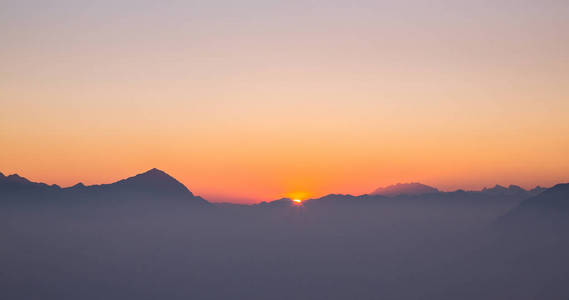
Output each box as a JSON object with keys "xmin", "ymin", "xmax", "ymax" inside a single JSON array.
[{"xmin": 2, "ymin": 167, "xmax": 561, "ymax": 204}]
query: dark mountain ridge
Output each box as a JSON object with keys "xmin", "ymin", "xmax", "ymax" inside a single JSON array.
[
  {"xmin": 0, "ymin": 170, "xmax": 554, "ymax": 209},
  {"xmin": 0, "ymin": 168, "xmax": 209, "ymax": 206},
  {"xmin": 372, "ymin": 182, "xmax": 439, "ymax": 196},
  {"xmin": 514, "ymin": 183, "xmax": 569, "ymax": 211},
  {"xmin": 370, "ymin": 182, "xmax": 545, "ymax": 198},
  {"xmin": 498, "ymin": 183, "xmax": 569, "ymax": 228},
  {"xmin": 259, "ymin": 185, "xmax": 547, "ymax": 209}
]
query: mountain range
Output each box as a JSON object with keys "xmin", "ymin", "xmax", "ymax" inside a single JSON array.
[
  {"xmin": 371, "ymin": 182, "xmax": 439, "ymax": 196},
  {"xmin": 1, "ymin": 169, "xmax": 565, "ymax": 217},
  {"xmin": 499, "ymin": 182, "xmax": 569, "ymax": 227},
  {"xmin": 0, "ymin": 168, "xmax": 209, "ymax": 206}
]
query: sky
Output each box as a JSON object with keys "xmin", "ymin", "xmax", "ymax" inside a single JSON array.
[{"xmin": 1, "ymin": 0, "xmax": 569, "ymax": 203}]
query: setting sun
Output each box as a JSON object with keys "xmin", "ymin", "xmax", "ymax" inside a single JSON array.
[
  {"xmin": 292, "ymin": 199, "xmax": 302, "ymax": 204},
  {"xmin": 287, "ymin": 192, "xmax": 310, "ymax": 202}
]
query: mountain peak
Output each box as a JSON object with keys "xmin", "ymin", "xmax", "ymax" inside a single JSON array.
[
  {"xmin": 501, "ymin": 182, "xmax": 569, "ymax": 223},
  {"xmin": 128, "ymin": 168, "xmax": 177, "ymax": 182},
  {"xmin": 371, "ymin": 182, "xmax": 439, "ymax": 197},
  {"xmin": 133, "ymin": 168, "xmax": 171, "ymax": 179},
  {"xmin": 1, "ymin": 169, "xmax": 209, "ymax": 206},
  {"xmin": 143, "ymin": 168, "xmax": 167, "ymax": 175},
  {"xmin": 255, "ymin": 198, "xmax": 293, "ymax": 208},
  {"xmin": 507, "ymin": 185, "xmax": 525, "ymax": 192},
  {"xmin": 113, "ymin": 168, "xmax": 194, "ymax": 197},
  {"xmin": 482, "ymin": 184, "xmax": 527, "ymax": 195},
  {"xmin": 489, "ymin": 184, "xmax": 507, "ymax": 190},
  {"xmin": 5, "ymin": 174, "xmax": 31, "ymax": 184},
  {"xmin": 71, "ymin": 182, "xmax": 85, "ymax": 188},
  {"xmin": 547, "ymin": 183, "xmax": 569, "ymax": 193}
]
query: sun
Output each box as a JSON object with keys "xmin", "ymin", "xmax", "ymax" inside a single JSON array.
[
  {"xmin": 287, "ymin": 191, "xmax": 309, "ymax": 205},
  {"xmin": 287, "ymin": 191, "xmax": 310, "ymax": 201}
]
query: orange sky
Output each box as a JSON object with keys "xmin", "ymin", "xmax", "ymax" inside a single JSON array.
[{"xmin": 1, "ymin": 1, "xmax": 569, "ymax": 203}]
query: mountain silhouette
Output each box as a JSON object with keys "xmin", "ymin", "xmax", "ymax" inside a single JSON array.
[
  {"xmin": 371, "ymin": 182, "xmax": 439, "ymax": 196},
  {"xmin": 0, "ymin": 168, "xmax": 209, "ymax": 206},
  {"xmin": 69, "ymin": 168, "xmax": 196, "ymax": 197},
  {"xmin": 480, "ymin": 184, "xmax": 538, "ymax": 196},
  {"xmin": 255, "ymin": 198, "xmax": 294, "ymax": 208},
  {"xmin": 502, "ymin": 183, "xmax": 569, "ymax": 218},
  {"xmin": 495, "ymin": 183, "xmax": 569, "ymax": 235},
  {"xmin": 258, "ymin": 184, "xmax": 548, "ymax": 212},
  {"xmin": 247, "ymin": 184, "xmax": 547, "ymax": 210},
  {"xmin": 0, "ymin": 172, "xmax": 60, "ymax": 197}
]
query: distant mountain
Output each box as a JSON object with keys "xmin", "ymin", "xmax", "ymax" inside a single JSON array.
[
  {"xmin": 65, "ymin": 168, "xmax": 198, "ymax": 198},
  {"xmin": 290, "ymin": 185, "xmax": 549, "ymax": 212},
  {"xmin": 371, "ymin": 183, "xmax": 439, "ymax": 197},
  {"xmin": 0, "ymin": 172, "xmax": 61, "ymax": 198},
  {"xmin": 480, "ymin": 184, "xmax": 543, "ymax": 197},
  {"xmin": 0, "ymin": 168, "xmax": 209, "ymax": 206},
  {"xmin": 501, "ymin": 183, "xmax": 569, "ymax": 220},
  {"xmin": 370, "ymin": 182, "xmax": 546, "ymax": 199},
  {"xmin": 255, "ymin": 198, "xmax": 294, "ymax": 208},
  {"xmin": 249, "ymin": 184, "xmax": 548, "ymax": 210},
  {"xmin": 530, "ymin": 186, "xmax": 547, "ymax": 195}
]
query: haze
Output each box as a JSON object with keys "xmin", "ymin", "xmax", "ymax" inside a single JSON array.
[{"xmin": 1, "ymin": 0, "xmax": 568, "ymax": 203}]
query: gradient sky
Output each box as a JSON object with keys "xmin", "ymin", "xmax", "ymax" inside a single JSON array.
[{"xmin": 1, "ymin": 0, "xmax": 569, "ymax": 203}]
